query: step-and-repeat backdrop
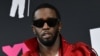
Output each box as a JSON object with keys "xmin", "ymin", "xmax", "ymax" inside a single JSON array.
[{"xmin": 0, "ymin": 0, "xmax": 100, "ymax": 56}]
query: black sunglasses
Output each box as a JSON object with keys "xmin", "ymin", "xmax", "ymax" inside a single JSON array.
[{"xmin": 33, "ymin": 18, "xmax": 59, "ymax": 28}]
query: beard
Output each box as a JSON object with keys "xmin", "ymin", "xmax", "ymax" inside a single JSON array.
[{"xmin": 35, "ymin": 30, "xmax": 59, "ymax": 47}]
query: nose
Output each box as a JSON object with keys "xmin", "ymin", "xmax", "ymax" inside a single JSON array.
[{"xmin": 42, "ymin": 22, "xmax": 50, "ymax": 30}]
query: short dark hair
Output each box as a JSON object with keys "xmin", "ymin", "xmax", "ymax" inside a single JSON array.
[{"xmin": 32, "ymin": 3, "xmax": 61, "ymax": 20}]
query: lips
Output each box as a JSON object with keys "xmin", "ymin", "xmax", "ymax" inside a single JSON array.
[
  {"xmin": 42, "ymin": 32, "xmax": 51, "ymax": 39},
  {"xmin": 43, "ymin": 33, "xmax": 51, "ymax": 38}
]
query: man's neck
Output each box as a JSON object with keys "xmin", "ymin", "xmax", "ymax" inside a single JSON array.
[{"xmin": 38, "ymin": 35, "xmax": 60, "ymax": 56}]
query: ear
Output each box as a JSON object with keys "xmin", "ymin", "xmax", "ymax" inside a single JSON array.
[
  {"xmin": 58, "ymin": 22, "xmax": 62, "ymax": 32},
  {"xmin": 32, "ymin": 25, "xmax": 36, "ymax": 34}
]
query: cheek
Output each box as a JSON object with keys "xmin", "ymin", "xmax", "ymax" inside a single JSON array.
[
  {"xmin": 34, "ymin": 28, "xmax": 42, "ymax": 35},
  {"xmin": 50, "ymin": 27, "xmax": 59, "ymax": 33}
]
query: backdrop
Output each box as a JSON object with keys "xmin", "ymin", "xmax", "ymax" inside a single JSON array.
[{"xmin": 0, "ymin": 0, "xmax": 100, "ymax": 56}]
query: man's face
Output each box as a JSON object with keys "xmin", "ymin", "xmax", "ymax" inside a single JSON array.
[{"xmin": 32, "ymin": 8, "xmax": 61, "ymax": 46}]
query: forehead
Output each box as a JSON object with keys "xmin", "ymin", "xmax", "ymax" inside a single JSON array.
[{"xmin": 34, "ymin": 8, "xmax": 57, "ymax": 20}]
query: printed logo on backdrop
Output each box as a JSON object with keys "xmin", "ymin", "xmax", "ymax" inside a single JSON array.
[
  {"xmin": 90, "ymin": 27, "xmax": 100, "ymax": 56},
  {"xmin": 9, "ymin": 0, "xmax": 30, "ymax": 19},
  {"xmin": 2, "ymin": 43, "xmax": 29, "ymax": 56}
]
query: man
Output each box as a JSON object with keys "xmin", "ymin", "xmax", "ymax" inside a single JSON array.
[{"xmin": 22, "ymin": 3, "xmax": 97, "ymax": 56}]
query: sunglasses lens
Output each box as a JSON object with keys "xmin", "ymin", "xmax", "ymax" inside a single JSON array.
[
  {"xmin": 33, "ymin": 19, "xmax": 44, "ymax": 28},
  {"xmin": 33, "ymin": 18, "xmax": 59, "ymax": 28},
  {"xmin": 47, "ymin": 19, "xmax": 58, "ymax": 27}
]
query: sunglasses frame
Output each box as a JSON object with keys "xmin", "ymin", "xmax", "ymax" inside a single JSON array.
[{"xmin": 33, "ymin": 18, "xmax": 59, "ymax": 28}]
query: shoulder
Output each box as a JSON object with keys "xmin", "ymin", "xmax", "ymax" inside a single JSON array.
[
  {"xmin": 22, "ymin": 51, "xmax": 31, "ymax": 56},
  {"xmin": 68, "ymin": 42, "xmax": 97, "ymax": 56},
  {"xmin": 22, "ymin": 37, "xmax": 39, "ymax": 56},
  {"xmin": 61, "ymin": 37, "xmax": 96, "ymax": 56},
  {"xmin": 23, "ymin": 37, "xmax": 38, "ymax": 51}
]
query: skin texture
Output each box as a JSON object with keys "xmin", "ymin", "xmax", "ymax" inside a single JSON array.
[{"xmin": 32, "ymin": 8, "xmax": 62, "ymax": 56}]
